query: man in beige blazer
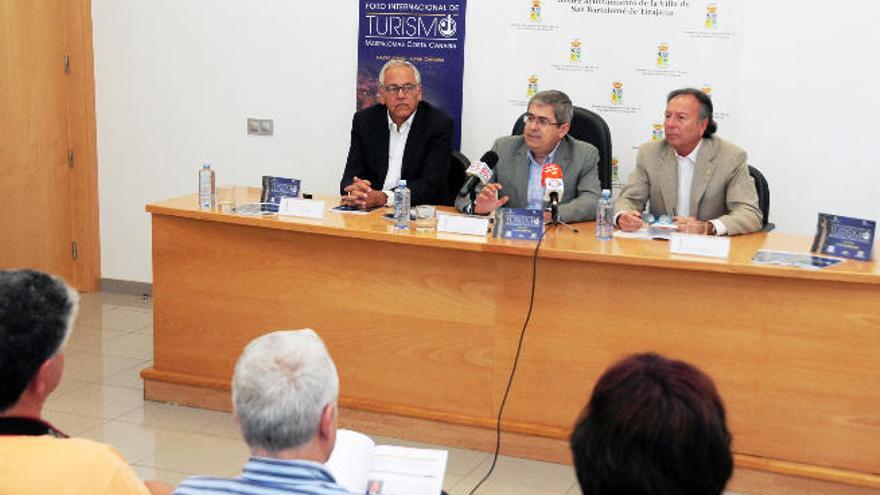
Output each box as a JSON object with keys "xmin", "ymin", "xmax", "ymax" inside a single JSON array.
[{"xmin": 616, "ymin": 88, "xmax": 762, "ymax": 236}]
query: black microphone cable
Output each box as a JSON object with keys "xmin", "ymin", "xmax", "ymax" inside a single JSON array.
[{"xmin": 467, "ymin": 225, "xmax": 547, "ymax": 495}]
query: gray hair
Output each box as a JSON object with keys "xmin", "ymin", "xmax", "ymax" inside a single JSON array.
[
  {"xmin": 529, "ymin": 90, "xmax": 574, "ymax": 124},
  {"xmin": 378, "ymin": 59, "xmax": 422, "ymax": 85},
  {"xmin": 233, "ymin": 329, "xmax": 339, "ymax": 454},
  {"xmin": 0, "ymin": 269, "xmax": 78, "ymax": 412}
]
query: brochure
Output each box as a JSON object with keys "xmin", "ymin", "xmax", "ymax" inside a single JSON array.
[
  {"xmin": 493, "ymin": 208, "xmax": 544, "ymax": 240},
  {"xmin": 325, "ymin": 429, "xmax": 447, "ymax": 495},
  {"xmin": 810, "ymin": 213, "xmax": 875, "ymax": 261},
  {"xmin": 331, "ymin": 204, "xmax": 384, "ymax": 215},
  {"xmin": 752, "ymin": 250, "xmax": 843, "ymax": 270},
  {"xmin": 260, "ymin": 175, "xmax": 301, "ymax": 212}
]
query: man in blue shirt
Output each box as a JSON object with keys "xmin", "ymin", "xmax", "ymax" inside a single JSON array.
[
  {"xmin": 455, "ymin": 90, "xmax": 601, "ymax": 223},
  {"xmin": 174, "ymin": 330, "xmax": 351, "ymax": 495}
]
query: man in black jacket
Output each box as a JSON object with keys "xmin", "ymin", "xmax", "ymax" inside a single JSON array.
[{"xmin": 340, "ymin": 59, "xmax": 454, "ymax": 207}]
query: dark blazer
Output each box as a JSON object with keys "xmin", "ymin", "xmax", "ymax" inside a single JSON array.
[{"xmin": 340, "ymin": 101, "xmax": 454, "ymax": 205}]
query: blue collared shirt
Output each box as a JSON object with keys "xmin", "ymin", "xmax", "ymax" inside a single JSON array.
[
  {"xmin": 526, "ymin": 142, "xmax": 561, "ymax": 209},
  {"xmin": 174, "ymin": 457, "xmax": 353, "ymax": 495}
]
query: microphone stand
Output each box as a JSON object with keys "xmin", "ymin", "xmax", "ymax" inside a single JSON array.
[{"xmin": 546, "ymin": 196, "xmax": 579, "ymax": 233}]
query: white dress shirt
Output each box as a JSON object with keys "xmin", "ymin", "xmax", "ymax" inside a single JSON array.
[
  {"xmin": 381, "ymin": 109, "xmax": 417, "ymax": 204},
  {"xmin": 674, "ymin": 141, "xmax": 698, "ymax": 218},
  {"xmin": 675, "ymin": 140, "xmax": 726, "ymax": 235}
]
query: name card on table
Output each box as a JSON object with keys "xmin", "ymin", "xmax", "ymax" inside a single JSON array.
[
  {"xmin": 278, "ymin": 198, "xmax": 325, "ymax": 219},
  {"xmin": 437, "ymin": 214, "xmax": 490, "ymax": 236},
  {"xmin": 669, "ymin": 233, "xmax": 730, "ymax": 258}
]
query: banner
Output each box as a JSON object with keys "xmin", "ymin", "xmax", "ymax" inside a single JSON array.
[
  {"xmin": 501, "ymin": 0, "xmax": 745, "ymax": 196},
  {"xmin": 357, "ymin": 0, "xmax": 468, "ymax": 148}
]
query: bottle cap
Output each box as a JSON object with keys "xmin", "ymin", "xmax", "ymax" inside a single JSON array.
[{"xmin": 399, "ymin": 180, "xmax": 407, "ymax": 187}]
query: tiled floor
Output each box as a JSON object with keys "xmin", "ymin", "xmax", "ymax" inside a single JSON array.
[{"xmin": 47, "ymin": 291, "xmax": 583, "ymax": 494}]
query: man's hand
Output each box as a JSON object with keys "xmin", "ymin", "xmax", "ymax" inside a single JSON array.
[
  {"xmin": 474, "ymin": 183, "xmax": 509, "ymax": 215},
  {"xmin": 617, "ymin": 211, "xmax": 644, "ymax": 232},
  {"xmin": 342, "ymin": 177, "xmax": 387, "ymax": 209},
  {"xmin": 674, "ymin": 216, "xmax": 713, "ymax": 235}
]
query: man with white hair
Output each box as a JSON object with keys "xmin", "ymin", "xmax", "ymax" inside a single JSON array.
[
  {"xmin": 174, "ymin": 329, "xmax": 350, "ymax": 494},
  {"xmin": 341, "ymin": 58, "xmax": 454, "ymax": 208},
  {"xmin": 0, "ymin": 269, "xmax": 171, "ymax": 495}
]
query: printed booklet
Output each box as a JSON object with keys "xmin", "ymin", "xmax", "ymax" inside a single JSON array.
[{"xmin": 325, "ymin": 429, "xmax": 447, "ymax": 495}]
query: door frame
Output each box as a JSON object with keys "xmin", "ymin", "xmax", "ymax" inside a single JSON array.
[{"xmin": 65, "ymin": 0, "xmax": 101, "ymax": 292}]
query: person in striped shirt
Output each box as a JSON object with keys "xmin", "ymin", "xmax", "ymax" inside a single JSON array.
[{"xmin": 174, "ymin": 329, "xmax": 351, "ymax": 495}]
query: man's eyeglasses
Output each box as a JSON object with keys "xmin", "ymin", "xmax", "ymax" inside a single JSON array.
[
  {"xmin": 383, "ymin": 83, "xmax": 419, "ymax": 95},
  {"xmin": 523, "ymin": 113, "xmax": 564, "ymax": 128}
]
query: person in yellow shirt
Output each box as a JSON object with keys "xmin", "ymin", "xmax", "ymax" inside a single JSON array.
[{"xmin": 0, "ymin": 269, "xmax": 172, "ymax": 495}]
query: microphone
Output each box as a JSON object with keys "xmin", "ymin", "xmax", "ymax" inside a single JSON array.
[
  {"xmin": 541, "ymin": 163, "xmax": 564, "ymax": 223},
  {"xmin": 459, "ymin": 151, "xmax": 499, "ymax": 197}
]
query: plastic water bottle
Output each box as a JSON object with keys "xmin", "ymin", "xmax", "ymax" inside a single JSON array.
[
  {"xmin": 393, "ymin": 180, "xmax": 411, "ymax": 230},
  {"xmin": 198, "ymin": 162, "xmax": 215, "ymax": 209},
  {"xmin": 596, "ymin": 189, "xmax": 614, "ymax": 240}
]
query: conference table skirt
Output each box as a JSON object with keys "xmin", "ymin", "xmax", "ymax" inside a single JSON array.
[{"xmin": 144, "ymin": 192, "xmax": 880, "ymax": 489}]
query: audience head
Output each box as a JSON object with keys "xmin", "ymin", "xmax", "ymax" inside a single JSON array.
[
  {"xmin": 233, "ymin": 329, "xmax": 340, "ymax": 459},
  {"xmin": 664, "ymin": 87, "xmax": 716, "ymax": 156},
  {"xmin": 524, "ymin": 90, "xmax": 572, "ymax": 158},
  {"xmin": 378, "ymin": 59, "xmax": 422, "ymax": 125},
  {"xmin": 570, "ymin": 353, "xmax": 733, "ymax": 495},
  {"xmin": 0, "ymin": 269, "xmax": 78, "ymax": 413}
]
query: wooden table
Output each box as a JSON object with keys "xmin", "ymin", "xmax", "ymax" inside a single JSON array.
[{"xmin": 145, "ymin": 192, "xmax": 880, "ymax": 492}]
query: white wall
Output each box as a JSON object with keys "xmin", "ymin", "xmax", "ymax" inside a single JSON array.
[
  {"xmin": 93, "ymin": 0, "xmax": 880, "ymax": 283},
  {"xmin": 729, "ymin": 1, "xmax": 880, "ymax": 235}
]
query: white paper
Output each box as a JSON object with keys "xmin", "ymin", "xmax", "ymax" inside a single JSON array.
[
  {"xmin": 325, "ymin": 429, "xmax": 375, "ymax": 493},
  {"xmin": 436, "ymin": 214, "xmax": 489, "ymax": 236},
  {"xmin": 369, "ymin": 445, "xmax": 448, "ymax": 495},
  {"xmin": 277, "ymin": 198, "xmax": 325, "ymax": 219},
  {"xmin": 324, "ymin": 429, "xmax": 448, "ymax": 495},
  {"xmin": 613, "ymin": 227, "xmax": 675, "ymax": 240},
  {"xmin": 669, "ymin": 233, "xmax": 730, "ymax": 258},
  {"xmin": 613, "ymin": 229, "xmax": 651, "ymax": 240}
]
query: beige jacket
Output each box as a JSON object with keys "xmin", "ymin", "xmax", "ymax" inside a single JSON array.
[{"xmin": 615, "ymin": 136, "xmax": 762, "ymax": 235}]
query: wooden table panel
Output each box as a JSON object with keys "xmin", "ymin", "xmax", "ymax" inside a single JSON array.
[
  {"xmin": 145, "ymin": 192, "xmax": 880, "ymax": 490},
  {"xmin": 152, "ymin": 215, "xmax": 498, "ymax": 419}
]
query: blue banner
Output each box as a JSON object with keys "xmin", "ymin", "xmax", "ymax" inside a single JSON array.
[{"xmin": 357, "ymin": 0, "xmax": 467, "ymax": 149}]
